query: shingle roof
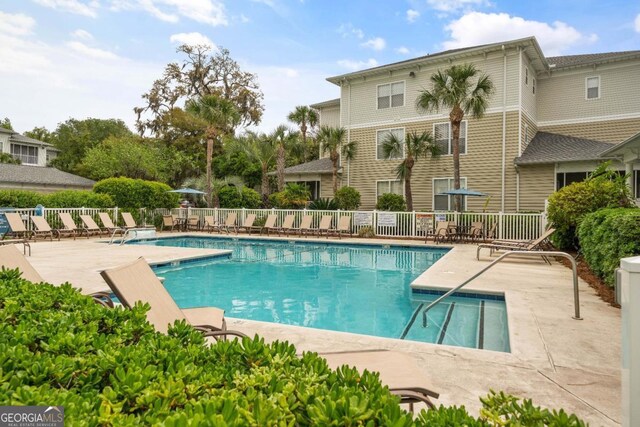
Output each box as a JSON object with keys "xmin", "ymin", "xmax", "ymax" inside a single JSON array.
[
  {"xmin": 515, "ymin": 132, "xmax": 615, "ymax": 165},
  {"xmin": 9, "ymin": 133, "xmax": 55, "ymax": 148},
  {"xmin": 282, "ymin": 158, "xmax": 336, "ymax": 174},
  {"xmin": 0, "ymin": 164, "xmax": 95, "ymax": 187},
  {"xmin": 547, "ymin": 51, "xmax": 640, "ymax": 69},
  {"xmin": 0, "ymin": 128, "xmax": 13, "ymax": 134},
  {"xmin": 310, "ymin": 98, "xmax": 340, "ymax": 109}
]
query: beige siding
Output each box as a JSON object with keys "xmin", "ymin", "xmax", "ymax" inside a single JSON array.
[
  {"xmin": 521, "ymin": 112, "xmax": 538, "ymax": 153},
  {"xmin": 347, "ymin": 112, "xmax": 519, "ymax": 211},
  {"xmin": 340, "ymin": 49, "xmax": 520, "ymax": 129},
  {"xmin": 539, "ymin": 117, "xmax": 640, "ymax": 143},
  {"xmin": 517, "ymin": 165, "xmax": 554, "ymax": 211},
  {"xmin": 537, "ymin": 61, "xmax": 640, "ymax": 123},
  {"xmin": 319, "ymin": 106, "xmax": 340, "ymax": 127},
  {"xmin": 320, "ymin": 174, "xmax": 335, "ymax": 199},
  {"xmin": 521, "ymin": 53, "xmax": 537, "ymax": 122}
]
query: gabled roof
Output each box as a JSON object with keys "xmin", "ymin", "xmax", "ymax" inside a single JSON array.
[
  {"xmin": 0, "ymin": 164, "xmax": 95, "ymax": 187},
  {"xmin": 547, "ymin": 51, "xmax": 640, "ymax": 70},
  {"xmin": 515, "ymin": 132, "xmax": 615, "ymax": 165},
  {"xmin": 310, "ymin": 98, "xmax": 340, "ymax": 109},
  {"xmin": 0, "ymin": 128, "xmax": 13, "ymax": 134},
  {"xmin": 281, "ymin": 158, "xmax": 336, "ymax": 175},
  {"xmin": 599, "ymin": 131, "xmax": 640, "ymax": 158},
  {"xmin": 9, "ymin": 133, "xmax": 56, "ymax": 148}
]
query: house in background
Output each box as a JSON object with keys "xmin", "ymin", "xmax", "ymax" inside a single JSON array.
[
  {"xmin": 0, "ymin": 128, "xmax": 95, "ymax": 192},
  {"xmin": 294, "ymin": 36, "xmax": 639, "ymax": 211}
]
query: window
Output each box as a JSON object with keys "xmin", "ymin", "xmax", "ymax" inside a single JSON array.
[
  {"xmin": 433, "ymin": 178, "xmax": 467, "ymax": 211},
  {"xmin": 586, "ymin": 76, "xmax": 600, "ymax": 100},
  {"xmin": 376, "ymin": 128, "xmax": 404, "ymax": 160},
  {"xmin": 292, "ymin": 181, "xmax": 320, "ymax": 200},
  {"xmin": 556, "ymin": 172, "xmax": 588, "ymax": 190},
  {"xmin": 377, "ymin": 81, "xmax": 404, "ymax": 109},
  {"xmin": 433, "ymin": 121, "xmax": 467, "ymax": 155},
  {"xmin": 635, "ymin": 170, "xmax": 640, "ymax": 199},
  {"xmin": 523, "ymin": 124, "xmax": 529, "ymax": 147},
  {"xmin": 376, "ymin": 180, "xmax": 403, "ymax": 199},
  {"xmin": 11, "ymin": 144, "xmax": 38, "ymax": 165},
  {"xmin": 525, "ymin": 68, "xmax": 529, "ymax": 85},
  {"xmin": 532, "ymin": 78, "xmax": 536, "ymax": 95},
  {"xmin": 46, "ymin": 150, "xmax": 58, "ymax": 163}
]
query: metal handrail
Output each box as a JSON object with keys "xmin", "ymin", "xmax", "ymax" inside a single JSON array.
[{"xmin": 399, "ymin": 251, "xmax": 582, "ymax": 339}]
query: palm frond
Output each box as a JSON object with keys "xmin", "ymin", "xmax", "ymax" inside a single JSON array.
[
  {"xmin": 381, "ymin": 132, "xmax": 404, "ymax": 159},
  {"xmin": 395, "ymin": 160, "xmax": 410, "ymax": 180}
]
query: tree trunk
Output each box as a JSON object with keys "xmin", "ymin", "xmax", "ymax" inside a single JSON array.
[
  {"xmin": 261, "ymin": 164, "xmax": 270, "ymax": 206},
  {"xmin": 206, "ymin": 137, "xmax": 213, "ymax": 208},
  {"xmin": 276, "ymin": 144, "xmax": 285, "ymax": 191},
  {"xmin": 405, "ymin": 158, "xmax": 414, "ymax": 211},
  {"xmin": 331, "ymin": 152, "xmax": 339, "ymax": 196},
  {"xmin": 301, "ymin": 122, "xmax": 307, "ymax": 161},
  {"xmin": 450, "ymin": 107, "xmax": 464, "ymax": 212}
]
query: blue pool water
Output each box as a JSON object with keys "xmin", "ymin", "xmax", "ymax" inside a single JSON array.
[{"xmin": 127, "ymin": 236, "xmax": 510, "ymax": 352}]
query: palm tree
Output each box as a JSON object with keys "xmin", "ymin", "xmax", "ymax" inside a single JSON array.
[
  {"xmin": 287, "ymin": 105, "xmax": 318, "ymax": 161},
  {"xmin": 416, "ymin": 63, "xmax": 494, "ymax": 211},
  {"xmin": 228, "ymin": 131, "xmax": 276, "ymax": 203},
  {"xmin": 185, "ymin": 95, "xmax": 240, "ymax": 207},
  {"xmin": 271, "ymin": 125, "xmax": 301, "ymax": 191},
  {"xmin": 382, "ymin": 131, "xmax": 439, "ymax": 211},
  {"xmin": 316, "ymin": 126, "xmax": 357, "ymax": 196}
]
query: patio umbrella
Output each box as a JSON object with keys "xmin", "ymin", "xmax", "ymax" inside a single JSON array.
[
  {"xmin": 167, "ymin": 188, "xmax": 206, "ymax": 195},
  {"xmin": 438, "ymin": 188, "xmax": 487, "ymax": 197}
]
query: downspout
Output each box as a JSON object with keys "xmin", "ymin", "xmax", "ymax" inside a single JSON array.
[
  {"xmin": 501, "ymin": 45, "xmax": 507, "ymax": 212},
  {"xmin": 347, "ymin": 81, "xmax": 351, "ymax": 186},
  {"xmin": 516, "ymin": 47, "xmax": 522, "ymax": 212}
]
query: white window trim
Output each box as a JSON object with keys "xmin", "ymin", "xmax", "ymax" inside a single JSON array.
[
  {"xmin": 376, "ymin": 80, "xmax": 406, "ymax": 110},
  {"xmin": 525, "ymin": 67, "xmax": 529, "ymax": 85},
  {"xmin": 11, "ymin": 143, "xmax": 39, "ymax": 165},
  {"xmin": 432, "ymin": 121, "xmax": 468, "ymax": 156},
  {"xmin": 375, "ymin": 127, "xmax": 405, "ymax": 160},
  {"xmin": 432, "ymin": 177, "xmax": 468, "ymax": 211},
  {"xmin": 585, "ymin": 76, "xmax": 601, "ymax": 100},
  {"xmin": 375, "ymin": 179, "xmax": 404, "ymax": 199},
  {"xmin": 532, "ymin": 77, "xmax": 536, "ymax": 95}
]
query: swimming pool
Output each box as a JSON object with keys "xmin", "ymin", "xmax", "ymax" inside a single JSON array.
[{"xmin": 128, "ymin": 236, "xmax": 510, "ymax": 352}]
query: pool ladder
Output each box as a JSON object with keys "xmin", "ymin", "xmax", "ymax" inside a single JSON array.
[{"xmin": 400, "ymin": 251, "xmax": 582, "ymax": 339}]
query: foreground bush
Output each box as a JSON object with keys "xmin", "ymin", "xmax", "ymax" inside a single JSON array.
[
  {"xmin": 269, "ymin": 183, "xmax": 311, "ymax": 209},
  {"xmin": 218, "ymin": 186, "xmax": 262, "ymax": 209},
  {"xmin": 334, "ymin": 186, "xmax": 361, "ymax": 210},
  {"xmin": 93, "ymin": 177, "xmax": 179, "ymax": 209},
  {"xmin": 578, "ymin": 208, "xmax": 640, "ymax": 286},
  {"xmin": 0, "ymin": 271, "xmax": 587, "ymax": 425},
  {"xmin": 0, "ymin": 190, "xmax": 45, "ymax": 207},
  {"xmin": 376, "ymin": 193, "xmax": 406, "ymax": 211},
  {"xmin": 0, "ymin": 189, "xmax": 114, "ymax": 208},
  {"xmin": 547, "ymin": 164, "xmax": 633, "ymax": 249}
]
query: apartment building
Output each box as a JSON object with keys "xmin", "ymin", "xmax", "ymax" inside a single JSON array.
[{"xmin": 286, "ymin": 37, "xmax": 640, "ymax": 211}]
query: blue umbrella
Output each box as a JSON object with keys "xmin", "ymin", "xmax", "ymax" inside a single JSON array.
[
  {"xmin": 168, "ymin": 188, "xmax": 206, "ymax": 195},
  {"xmin": 438, "ymin": 188, "xmax": 487, "ymax": 197}
]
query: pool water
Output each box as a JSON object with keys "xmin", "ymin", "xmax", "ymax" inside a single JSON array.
[{"xmin": 128, "ymin": 236, "xmax": 510, "ymax": 352}]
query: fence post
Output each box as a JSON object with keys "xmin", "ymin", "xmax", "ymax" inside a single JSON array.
[
  {"xmin": 411, "ymin": 211, "xmax": 416, "ymax": 238},
  {"xmin": 114, "ymin": 207, "xmax": 119, "ymax": 223},
  {"xmin": 498, "ymin": 211, "xmax": 504, "ymax": 240},
  {"xmin": 373, "ymin": 209, "xmax": 378, "ymax": 236},
  {"xmin": 620, "ymin": 255, "xmax": 640, "ymax": 427}
]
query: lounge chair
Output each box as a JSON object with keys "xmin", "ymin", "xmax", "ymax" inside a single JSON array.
[
  {"xmin": 3, "ymin": 212, "xmax": 30, "ymax": 240},
  {"xmin": 274, "ymin": 214, "xmax": 295, "ymax": 236},
  {"xmin": 316, "ymin": 215, "xmax": 334, "ymax": 238},
  {"xmin": 336, "ymin": 216, "xmax": 352, "ymax": 239},
  {"xmin": 58, "ymin": 213, "xmax": 82, "ymax": 238},
  {"xmin": 121, "ymin": 212, "xmax": 139, "ymax": 229},
  {"xmin": 219, "ymin": 212, "xmax": 237, "ymax": 234},
  {"xmin": 80, "ymin": 215, "xmax": 107, "ymax": 237},
  {"xmin": 237, "ymin": 214, "xmax": 260, "ymax": 235},
  {"xmin": 476, "ymin": 228, "xmax": 556, "ymax": 261},
  {"xmin": 186, "ymin": 215, "xmax": 201, "ymax": 231},
  {"xmin": 463, "ymin": 221, "xmax": 484, "ymax": 243},
  {"xmin": 321, "ymin": 350, "xmax": 439, "ymax": 412},
  {"xmin": 0, "ymin": 244, "xmax": 112, "ymax": 306},
  {"xmin": 425, "ymin": 221, "xmax": 450, "ymax": 243},
  {"xmin": 292, "ymin": 215, "xmax": 313, "ymax": 237},
  {"xmin": 260, "ymin": 214, "xmax": 278, "ymax": 235},
  {"xmin": 100, "ymin": 257, "xmax": 246, "ymax": 339},
  {"xmin": 99, "ymin": 212, "xmax": 126, "ymax": 237},
  {"xmin": 29, "ymin": 216, "xmax": 54, "ymax": 241}
]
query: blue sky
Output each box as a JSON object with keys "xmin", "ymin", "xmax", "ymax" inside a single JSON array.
[{"xmin": 1, "ymin": 0, "xmax": 639, "ymax": 134}]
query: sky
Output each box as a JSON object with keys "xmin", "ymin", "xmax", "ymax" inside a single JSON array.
[{"xmin": 0, "ymin": 0, "xmax": 639, "ymax": 135}]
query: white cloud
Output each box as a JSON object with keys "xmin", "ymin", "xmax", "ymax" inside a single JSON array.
[
  {"xmin": 426, "ymin": 0, "xmax": 491, "ymax": 13},
  {"xmin": 635, "ymin": 14, "xmax": 640, "ymax": 33},
  {"xmin": 170, "ymin": 32, "xmax": 215, "ymax": 48},
  {"xmin": 70, "ymin": 29, "xmax": 93, "ymax": 40},
  {"xmin": 406, "ymin": 9, "xmax": 420, "ymax": 23},
  {"xmin": 240, "ymin": 14, "xmax": 250, "ymax": 23},
  {"xmin": 33, "ymin": 0, "xmax": 99, "ymax": 17},
  {"xmin": 0, "ymin": 11, "xmax": 36, "ymax": 36},
  {"xmin": 337, "ymin": 23, "xmax": 364, "ymax": 39},
  {"xmin": 66, "ymin": 41, "xmax": 120, "ymax": 59},
  {"xmin": 337, "ymin": 58, "xmax": 378, "ymax": 71},
  {"xmin": 443, "ymin": 12, "xmax": 598, "ymax": 56},
  {"xmin": 109, "ymin": 0, "xmax": 228, "ymax": 26},
  {"xmin": 396, "ymin": 46, "xmax": 410, "ymax": 55},
  {"xmin": 361, "ymin": 37, "xmax": 386, "ymax": 51}
]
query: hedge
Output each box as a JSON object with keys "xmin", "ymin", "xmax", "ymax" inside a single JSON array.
[
  {"xmin": 218, "ymin": 186, "xmax": 262, "ymax": 209},
  {"xmin": 376, "ymin": 193, "xmax": 407, "ymax": 212},
  {"xmin": 93, "ymin": 177, "xmax": 179, "ymax": 209},
  {"xmin": 0, "ymin": 271, "xmax": 586, "ymax": 425},
  {"xmin": 334, "ymin": 186, "xmax": 361, "ymax": 210},
  {"xmin": 578, "ymin": 208, "xmax": 640, "ymax": 286},
  {"xmin": 0, "ymin": 189, "xmax": 114, "ymax": 208}
]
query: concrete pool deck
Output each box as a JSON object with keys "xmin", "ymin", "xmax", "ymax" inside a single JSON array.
[{"xmin": 21, "ymin": 233, "xmax": 620, "ymax": 425}]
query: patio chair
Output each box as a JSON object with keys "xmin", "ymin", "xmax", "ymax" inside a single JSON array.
[
  {"xmin": 58, "ymin": 213, "xmax": 83, "ymax": 238},
  {"xmin": 3, "ymin": 212, "xmax": 30, "ymax": 240},
  {"xmin": 336, "ymin": 216, "xmax": 352, "ymax": 239},
  {"xmin": 260, "ymin": 214, "xmax": 278, "ymax": 235},
  {"xmin": 292, "ymin": 215, "xmax": 313, "ymax": 237},
  {"xmin": 464, "ymin": 221, "xmax": 484, "ymax": 243},
  {"xmin": 202, "ymin": 215, "xmax": 217, "ymax": 233},
  {"xmin": 98, "ymin": 212, "xmax": 126, "ymax": 237},
  {"xmin": 162, "ymin": 215, "xmax": 179, "ymax": 232},
  {"xmin": 0, "ymin": 244, "xmax": 112, "ymax": 306},
  {"xmin": 218, "ymin": 212, "xmax": 238, "ymax": 234},
  {"xmin": 317, "ymin": 215, "xmax": 334, "ymax": 238},
  {"xmin": 100, "ymin": 257, "xmax": 246, "ymax": 340},
  {"xmin": 274, "ymin": 214, "xmax": 295, "ymax": 236},
  {"xmin": 236, "ymin": 214, "xmax": 260, "ymax": 235},
  {"xmin": 186, "ymin": 215, "xmax": 201, "ymax": 231},
  {"xmin": 476, "ymin": 228, "xmax": 556, "ymax": 262},
  {"xmin": 425, "ymin": 221, "xmax": 450, "ymax": 243},
  {"xmin": 29, "ymin": 216, "xmax": 54, "ymax": 241},
  {"xmin": 121, "ymin": 212, "xmax": 139, "ymax": 229},
  {"xmin": 80, "ymin": 215, "xmax": 107, "ymax": 237},
  {"xmin": 321, "ymin": 350, "xmax": 439, "ymax": 412}
]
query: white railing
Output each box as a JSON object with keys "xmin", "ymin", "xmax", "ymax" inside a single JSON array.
[{"xmin": 166, "ymin": 207, "xmax": 547, "ymax": 241}]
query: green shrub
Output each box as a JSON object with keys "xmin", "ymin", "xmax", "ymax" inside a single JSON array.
[
  {"xmin": 0, "ymin": 271, "xmax": 587, "ymax": 425},
  {"xmin": 578, "ymin": 208, "xmax": 640, "ymax": 286},
  {"xmin": 334, "ymin": 186, "xmax": 361, "ymax": 210},
  {"xmin": 308, "ymin": 198, "xmax": 338, "ymax": 210},
  {"xmin": 44, "ymin": 190, "xmax": 114, "ymax": 208},
  {"xmin": 0, "ymin": 190, "xmax": 46, "ymax": 207},
  {"xmin": 547, "ymin": 164, "xmax": 633, "ymax": 249},
  {"xmin": 93, "ymin": 177, "xmax": 179, "ymax": 209},
  {"xmin": 269, "ymin": 183, "xmax": 311, "ymax": 209},
  {"xmin": 357, "ymin": 226, "xmax": 375, "ymax": 238},
  {"xmin": 376, "ymin": 193, "xmax": 406, "ymax": 211},
  {"xmin": 219, "ymin": 186, "xmax": 262, "ymax": 209}
]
